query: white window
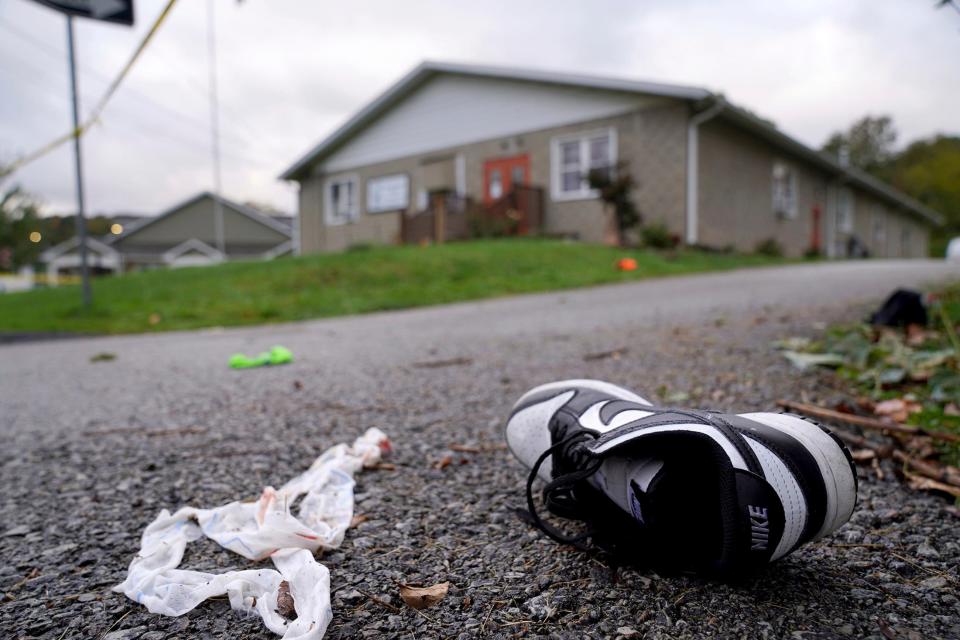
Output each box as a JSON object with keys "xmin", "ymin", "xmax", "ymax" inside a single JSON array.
[
  {"xmin": 366, "ymin": 174, "xmax": 409, "ymax": 213},
  {"xmin": 901, "ymin": 227, "xmax": 912, "ymax": 256},
  {"xmin": 324, "ymin": 175, "xmax": 359, "ymax": 225},
  {"xmin": 771, "ymin": 161, "xmax": 797, "ymax": 218},
  {"xmin": 837, "ymin": 187, "xmax": 854, "ymax": 234},
  {"xmin": 550, "ymin": 128, "xmax": 617, "ymax": 201},
  {"xmin": 872, "ymin": 213, "xmax": 886, "ymax": 245}
]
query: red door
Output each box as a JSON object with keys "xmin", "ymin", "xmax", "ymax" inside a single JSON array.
[{"xmin": 483, "ymin": 154, "xmax": 529, "ymax": 205}]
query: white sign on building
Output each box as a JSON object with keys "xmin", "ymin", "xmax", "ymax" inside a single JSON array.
[{"xmin": 366, "ymin": 174, "xmax": 410, "ymax": 213}]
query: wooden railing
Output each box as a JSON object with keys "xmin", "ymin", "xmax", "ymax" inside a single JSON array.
[
  {"xmin": 400, "ymin": 185, "xmax": 544, "ymax": 245},
  {"xmin": 481, "ymin": 185, "xmax": 544, "ymax": 237},
  {"xmin": 400, "ymin": 193, "xmax": 471, "ymax": 245}
]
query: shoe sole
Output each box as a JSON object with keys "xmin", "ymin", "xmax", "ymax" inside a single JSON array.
[
  {"xmin": 738, "ymin": 412, "xmax": 857, "ymax": 540},
  {"xmin": 512, "ymin": 379, "xmax": 651, "ymax": 411}
]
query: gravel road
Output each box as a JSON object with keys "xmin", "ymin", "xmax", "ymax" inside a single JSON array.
[{"xmin": 1, "ymin": 260, "xmax": 959, "ymax": 639}]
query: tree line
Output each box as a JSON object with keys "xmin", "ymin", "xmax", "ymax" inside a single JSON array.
[
  {"xmin": 822, "ymin": 115, "xmax": 960, "ymax": 254},
  {"xmin": 0, "ymin": 184, "xmax": 118, "ymax": 272}
]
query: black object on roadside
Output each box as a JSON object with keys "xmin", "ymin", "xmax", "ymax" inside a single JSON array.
[
  {"xmin": 869, "ymin": 289, "xmax": 927, "ymax": 327},
  {"xmin": 846, "ymin": 235, "xmax": 870, "ymax": 259}
]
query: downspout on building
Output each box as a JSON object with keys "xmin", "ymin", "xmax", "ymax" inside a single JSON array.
[{"xmin": 685, "ymin": 99, "xmax": 725, "ymax": 246}]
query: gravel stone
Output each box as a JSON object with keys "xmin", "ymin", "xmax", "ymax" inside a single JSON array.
[
  {"xmin": 2, "ymin": 263, "xmax": 958, "ymax": 639},
  {"xmin": 920, "ymin": 575, "xmax": 948, "ymax": 590},
  {"xmin": 102, "ymin": 627, "xmax": 146, "ymax": 640},
  {"xmin": 1, "ymin": 525, "xmax": 30, "ymax": 537}
]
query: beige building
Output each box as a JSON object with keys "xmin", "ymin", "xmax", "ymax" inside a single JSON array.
[{"xmin": 281, "ymin": 62, "xmax": 941, "ymax": 257}]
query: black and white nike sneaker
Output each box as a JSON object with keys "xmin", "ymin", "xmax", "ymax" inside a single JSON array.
[{"xmin": 505, "ymin": 379, "xmax": 858, "ymax": 575}]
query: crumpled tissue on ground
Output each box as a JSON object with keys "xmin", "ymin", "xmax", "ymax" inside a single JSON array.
[{"xmin": 114, "ymin": 428, "xmax": 391, "ymax": 639}]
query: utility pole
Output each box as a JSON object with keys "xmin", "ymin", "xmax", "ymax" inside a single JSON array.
[
  {"xmin": 66, "ymin": 15, "xmax": 92, "ymax": 307},
  {"xmin": 31, "ymin": 0, "xmax": 135, "ymax": 306},
  {"xmin": 207, "ymin": 0, "xmax": 225, "ymax": 254}
]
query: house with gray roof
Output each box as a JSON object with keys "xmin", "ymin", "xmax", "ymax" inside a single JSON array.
[
  {"xmin": 280, "ymin": 61, "xmax": 942, "ymax": 258},
  {"xmin": 40, "ymin": 192, "xmax": 293, "ymax": 281}
]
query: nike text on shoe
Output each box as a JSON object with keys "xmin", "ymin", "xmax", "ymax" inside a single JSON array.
[{"xmin": 505, "ymin": 379, "xmax": 858, "ymax": 575}]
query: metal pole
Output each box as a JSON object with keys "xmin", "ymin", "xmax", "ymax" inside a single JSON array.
[
  {"xmin": 66, "ymin": 15, "xmax": 92, "ymax": 306},
  {"xmin": 207, "ymin": 0, "xmax": 225, "ymax": 255}
]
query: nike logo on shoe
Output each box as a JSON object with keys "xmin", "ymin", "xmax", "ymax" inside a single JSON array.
[
  {"xmin": 749, "ymin": 505, "xmax": 769, "ymax": 550},
  {"xmin": 579, "ymin": 401, "xmax": 654, "ymax": 433}
]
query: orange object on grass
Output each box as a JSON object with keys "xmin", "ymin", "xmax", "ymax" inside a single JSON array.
[{"xmin": 617, "ymin": 258, "xmax": 638, "ymax": 271}]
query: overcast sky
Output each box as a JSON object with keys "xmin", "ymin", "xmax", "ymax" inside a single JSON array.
[{"xmin": 1, "ymin": 0, "xmax": 957, "ymax": 216}]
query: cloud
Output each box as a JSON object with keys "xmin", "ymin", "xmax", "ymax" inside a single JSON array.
[{"xmin": 0, "ymin": 0, "xmax": 957, "ymax": 216}]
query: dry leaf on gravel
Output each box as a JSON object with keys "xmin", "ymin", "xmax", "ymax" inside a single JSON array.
[
  {"xmin": 582, "ymin": 347, "xmax": 628, "ymax": 361},
  {"xmin": 433, "ymin": 455, "xmax": 453, "ymax": 470},
  {"xmin": 398, "ymin": 582, "xmax": 450, "ymax": 610},
  {"xmin": 873, "ymin": 398, "xmax": 922, "ymax": 423},
  {"xmin": 349, "ymin": 514, "xmax": 369, "ymax": 528},
  {"xmin": 781, "ymin": 350, "xmax": 845, "ymax": 371}
]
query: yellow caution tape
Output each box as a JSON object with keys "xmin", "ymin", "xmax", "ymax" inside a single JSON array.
[
  {"xmin": 83, "ymin": 0, "xmax": 179, "ymax": 130},
  {"xmin": 0, "ymin": 0, "xmax": 179, "ymax": 178}
]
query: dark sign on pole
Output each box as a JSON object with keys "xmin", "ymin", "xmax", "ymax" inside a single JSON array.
[
  {"xmin": 31, "ymin": 0, "xmax": 134, "ymax": 26},
  {"xmin": 29, "ymin": 1, "xmax": 134, "ymax": 306}
]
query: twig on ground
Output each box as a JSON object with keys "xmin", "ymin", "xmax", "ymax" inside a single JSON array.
[
  {"xmin": 892, "ymin": 450, "xmax": 960, "ymax": 488},
  {"xmin": 831, "ymin": 543, "xmax": 885, "ymax": 549},
  {"xmin": 412, "ymin": 357, "xmax": 473, "ymax": 369},
  {"xmin": 830, "ymin": 430, "xmax": 893, "ymax": 457},
  {"xmin": 479, "ymin": 602, "xmax": 496, "ymax": 635},
  {"xmin": 449, "ymin": 444, "xmax": 482, "ymax": 453},
  {"xmin": 355, "ymin": 588, "xmax": 401, "ymax": 612},
  {"xmin": 99, "ymin": 611, "xmax": 131, "ymax": 639},
  {"xmin": 887, "ymin": 551, "xmax": 958, "ymax": 581},
  {"xmin": 777, "ymin": 400, "xmax": 960, "ymax": 443},
  {"xmin": 904, "ymin": 470, "xmax": 960, "ymax": 498},
  {"xmin": 777, "ymin": 399, "xmax": 960, "ymax": 497}
]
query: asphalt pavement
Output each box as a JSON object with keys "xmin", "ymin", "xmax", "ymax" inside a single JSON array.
[{"xmin": 1, "ymin": 259, "xmax": 959, "ymax": 639}]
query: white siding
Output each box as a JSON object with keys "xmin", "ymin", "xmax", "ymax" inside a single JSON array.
[{"xmin": 321, "ymin": 74, "xmax": 655, "ymax": 173}]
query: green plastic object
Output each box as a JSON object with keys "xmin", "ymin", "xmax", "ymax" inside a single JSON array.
[{"xmin": 229, "ymin": 345, "xmax": 293, "ymax": 369}]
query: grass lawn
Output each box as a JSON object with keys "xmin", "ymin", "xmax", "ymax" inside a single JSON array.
[{"xmin": 0, "ymin": 238, "xmax": 788, "ymax": 335}]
